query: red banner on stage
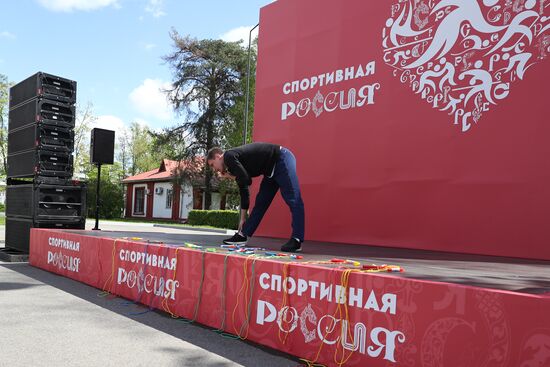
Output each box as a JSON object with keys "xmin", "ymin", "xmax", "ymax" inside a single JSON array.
[
  {"xmin": 252, "ymin": 0, "xmax": 550, "ymax": 260},
  {"xmin": 29, "ymin": 229, "xmax": 550, "ymax": 366}
]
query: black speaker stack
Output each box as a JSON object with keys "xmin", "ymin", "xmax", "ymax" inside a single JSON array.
[{"xmin": 6, "ymin": 72, "xmax": 87, "ymax": 253}]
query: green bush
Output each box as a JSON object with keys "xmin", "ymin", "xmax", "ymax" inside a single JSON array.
[
  {"xmin": 86, "ymin": 165, "xmax": 124, "ymax": 219},
  {"xmin": 188, "ymin": 210, "xmax": 238, "ymax": 229},
  {"xmin": 0, "ymin": 203, "xmax": 4, "ymax": 211}
]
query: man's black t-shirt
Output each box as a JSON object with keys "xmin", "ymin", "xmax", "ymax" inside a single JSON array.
[{"xmin": 223, "ymin": 142, "xmax": 281, "ymax": 209}]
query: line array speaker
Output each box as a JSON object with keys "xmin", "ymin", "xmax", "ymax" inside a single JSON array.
[
  {"xmin": 8, "ymin": 124, "xmax": 74, "ymax": 154},
  {"xmin": 6, "ymin": 71, "xmax": 85, "ymax": 255},
  {"xmin": 9, "ymin": 72, "xmax": 77, "ymax": 109},
  {"xmin": 8, "ymin": 149, "xmax": 73, "ymax": 178},
  {"xmin": 8, "ymin": 98, "xmax": 75, "ymax": 132}
]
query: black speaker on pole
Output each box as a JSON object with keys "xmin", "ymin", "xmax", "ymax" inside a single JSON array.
[
  {"xmin": 90, "ymin": 128, "xmax": 115, "ymax": 230},
  {"xmin": 90, "ymin": 128, "xmax": 115, "ymax": 165}
]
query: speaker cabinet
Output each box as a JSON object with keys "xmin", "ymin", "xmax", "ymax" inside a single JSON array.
[
  {"xmin": 8, "ymin": 149, "xmax": 73, "ymax": 178},
  {"xmin": 8, "ymin": 124, "xmax": 74, "ymax": 154},
  {"xmin": 6, "ymin": 216, "xmax": 85, "ymax": 253},
  {"xmin": 6, "ymin": 182, "xmax": 86, "ymax": 219},
  {"xmin": 8, "ymin": 98, "xmax": 75, "ymax": 132},
  {"xmin": 90, "ymin": 128, "xmax": 115, "ymax": 165},
  {"xmin": 9, "ymin": 72, "xmax": 77, "ymax": 109}
]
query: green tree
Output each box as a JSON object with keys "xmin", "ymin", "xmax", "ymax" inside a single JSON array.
[
  {"xmin": 73, "ymin": 102, "xmax": 96, "ymax": 176},
  {"xmin": 0, "ymin": 74, "xmax": 11, "ymax": 175},
  {"xmin": 224, "ymin": 37, "xmax": 257, "ymax": 148},
  {"xmin": 214, "ymin": 38, "xmax": 258, "ymax": 206},
  {"xmin": 117, "ymin": 128, "xmax": 131, "ymax": 179},
  {"xmin": 129, "ymin": 121, "xmax": 159, "ymax": 176},
  {"xmin": 158, "ymin": 30, "xmax": 249, "ymax": 210},
  {"xmin": 85, "ymin": 163, "xmax": 124, "ymax": 219}
]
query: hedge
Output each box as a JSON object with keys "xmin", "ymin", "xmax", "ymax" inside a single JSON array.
[{"xmin": 187, "ymin": 210, "xmax": 239, "ymax": 229}]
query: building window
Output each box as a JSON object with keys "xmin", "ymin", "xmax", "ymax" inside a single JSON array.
[
  {"xmin": 193, "ymin": 188, "xmax": 203, "ymax": 209},
  {"xmin": 166, "ymin": 189, "xmax": 173, "ymax": 209},
  {"xmin": 134, "ymin": 187, "xmax": 145, "ymax": 215}
]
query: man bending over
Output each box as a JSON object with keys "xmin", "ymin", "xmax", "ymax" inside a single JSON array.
[{"xmin": 207, "ymin": 142, "xmax": 304, "ymax": 253}]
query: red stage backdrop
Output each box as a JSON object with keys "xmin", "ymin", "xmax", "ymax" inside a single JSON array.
[{"xmin": 252, "ymin": 0, "xmax": 550, "ymax": 259}]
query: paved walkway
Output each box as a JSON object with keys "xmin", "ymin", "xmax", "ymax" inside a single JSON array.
[{"xmin": 0, "ymin": 221, "xmax": 297, "ymax": 367}]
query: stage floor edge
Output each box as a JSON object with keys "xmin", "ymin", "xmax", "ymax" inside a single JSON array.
[{"xmin": 30, "ymin": 228, "xmax": 550, "ymax": 367}]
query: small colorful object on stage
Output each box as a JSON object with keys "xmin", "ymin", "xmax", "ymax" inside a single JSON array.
[
  {"xmin": 184, "ymin": 243, "xmax": 203, "ymax": 249},
  {"xmin": 346, "ymin": 259, "xmax": 361, "ymax": 267},
  {"xmin": 245, "ymin": 247, "xmax": 267, "ymax": 252},
  {"xmin": 362, "ymin": 264, "xmax": 404, "ymax": 272},
  {"xmin": 220, "ymin": 244, "xmax": 237, "ymax": 249},
  {"xmin": 263, "ymin": 252, "xmax": 302, "ymax": 259}
]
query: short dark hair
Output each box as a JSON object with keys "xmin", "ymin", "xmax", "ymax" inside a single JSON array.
[{"xmin": 206, "ymin": 147, "xmax": 224, "ymax": 162}]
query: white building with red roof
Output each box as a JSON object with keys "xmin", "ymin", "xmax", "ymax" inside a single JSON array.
[{"xmin": 122, "ymin": 159, "xmax": 227, "ymax": 221}]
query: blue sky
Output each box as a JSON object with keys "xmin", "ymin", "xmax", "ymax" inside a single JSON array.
[{"xmin": 1, "ymin": 0, "xmax": 270, "ymax": 135}]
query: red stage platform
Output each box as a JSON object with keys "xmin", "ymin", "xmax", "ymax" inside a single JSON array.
[{"xmin": 29, "ymin": 228, "xmax": 550, "ymax": 367}]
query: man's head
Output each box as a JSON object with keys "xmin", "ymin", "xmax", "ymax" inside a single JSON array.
[{"xmin": 206, "ymin": 147, "xmax": 225, "ymax": 173}]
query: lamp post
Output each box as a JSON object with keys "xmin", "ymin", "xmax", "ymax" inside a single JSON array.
[{"xmin": 243, "ymin": 23, "xmax": 259, "ymax": 145}]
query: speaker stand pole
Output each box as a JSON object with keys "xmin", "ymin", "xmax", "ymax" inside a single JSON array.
[{"xmin": 93, "ymin": 163, "xmax": 101, "ymax": 230}]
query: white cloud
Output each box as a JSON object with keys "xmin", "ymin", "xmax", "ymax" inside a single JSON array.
[
  {"xmin": 144, "ymin": 43, "xmax": 156, "ymax": 51},
  {"xmin": 128, "ymin": 118, "xmax": 167, "ymax": 134},
  {"xmin": 220, "ymin": 25, "xmax": 258, "ymax": 44},
  {"xmin": 145, "ymin": 0, "xmax": 165, "ymax": 18},
  {"xmin": 0, "ymin": 31, "xmax": 16, "ymax": 39},
  {"xmin": 132, "ymin": 117, "xmax": 165, "ymax": 132},
  {"xmin": 129, "ymin": 78, "xmax": 173, "ymax": 122},
  {"xmin": 93, "ymin": 115, "xmax": 127, "ymax": 139},
  {"xmin": 136, "ymin": 41, "xmax": 156, "ymax": 51},
  {"xmin": 36, "ymin": 0, "xmax": 119, "ymax": 12}
]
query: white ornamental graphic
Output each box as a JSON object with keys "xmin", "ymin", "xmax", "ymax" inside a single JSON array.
[{"xmin": 382, "ymin": 0, "xmax": 549, "ymax": 132}]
